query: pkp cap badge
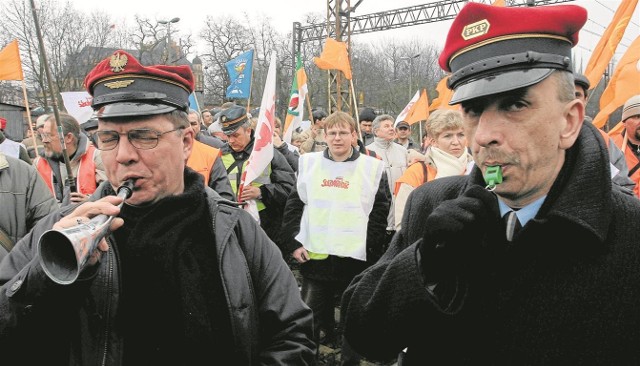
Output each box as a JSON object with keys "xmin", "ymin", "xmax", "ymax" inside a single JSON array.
[{"xmin": 462, "ymin": 19, "xmax": 490, "ymax": 41}]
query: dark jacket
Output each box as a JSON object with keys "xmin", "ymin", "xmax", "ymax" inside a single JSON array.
[
  {"xmin": 275, "ymin": 142, "xmax": 300, "ymax": 172},
  {"xmin": 0, "ymin": 153, "xmax": 58, "ymax": 262},
  {"xmin": 222, "ymin": 138, "xmax": 296, "ymax": 248},
  {"xmin": 197, "ymin": 132, "xmax": 224, "ymax": 149},
  {"xmin": 341, "ymin": 122, "xmax": 640, "ymax": 364},
  {"xmin": 281, "ymin": 148, "xmax": 390, "ymax": 282},
  {"xmin": 0, "ymin": 177, "xmax": 314, "ymax": 365}
]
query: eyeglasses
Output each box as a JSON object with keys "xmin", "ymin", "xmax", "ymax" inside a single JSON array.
[
  {"xmin": 326, "ymin": 131, "xmax": 352, "ymax": 139},
  {"xmin": 92, "ymin": 127, "xmax": 184, "ymax": 151},
  {"xmin": 398, "ymin": 127, "xmax": 409, "ymax": 131},
  {"xmin": 39, "ymin": 132, "xmax": 55, "ymax": 141}
]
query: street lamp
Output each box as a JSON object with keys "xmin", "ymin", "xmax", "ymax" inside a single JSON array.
[
  {"xmin": 158, "ymin": 17, "xmax": 180, "ymax": 63},
  {"xmin": 400, "ymin": 53, "xmax": 421, "ymax": 97}
]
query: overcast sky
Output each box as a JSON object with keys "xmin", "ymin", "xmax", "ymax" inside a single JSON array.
[{"xmin": 65, "ymin": 0, "xmax": 639, "ymax": 66}]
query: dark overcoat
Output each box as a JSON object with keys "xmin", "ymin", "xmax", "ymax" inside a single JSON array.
[{"xmin": 341, "ymin": 122, "xmax": 640, "ymax": 365}]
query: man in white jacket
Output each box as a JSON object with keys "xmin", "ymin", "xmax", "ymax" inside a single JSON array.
[{"xmin": 366, "ymin": 114, "xmax": 424, "ymax": 238}]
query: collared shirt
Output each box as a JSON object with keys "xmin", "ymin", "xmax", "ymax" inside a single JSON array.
[{"xmin": 497, "ymin": 196, "xmax": 546, "ymax": 227}]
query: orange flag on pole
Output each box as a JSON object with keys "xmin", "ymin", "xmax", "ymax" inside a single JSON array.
[
  {"xmin": 429, "ymin": 76, "xmax": 457, "ymax": 111},
  {"xmin": 405, "ymin": 89, "xmax": 430, "ymax": 125},
  {"xmin": 583, "ymin": 0, "xmax": 638, "ymax": 89},
  {"xmin": 0, "ymin": 40, "xmax": 24, "ymax": 81},
  {"xmin": 492, "ymin": 0, "xmax": 506, "ymax": 7},
  {"xmin": 607, "ymin": 121, "xmax": 625, "ymax": 137},
  {"xmin": 592, "ymin": 36, "xmax": 640, "ymax": 129},
  {"xmin": 314, "ymin": 38, "xmax": 352, "ymax": 80}
]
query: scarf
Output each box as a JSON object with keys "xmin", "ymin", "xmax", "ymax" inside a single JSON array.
[
  {"xmin": 114, "ymin": 170, "xmax": 234, "ymax": 364},
  {"xmin": 373, "ymin": 136, "xmax": 392, "ymax": 149},
  {"xmin": 429, "ymin": 146, "xmax": 472, "ymax": 179}
]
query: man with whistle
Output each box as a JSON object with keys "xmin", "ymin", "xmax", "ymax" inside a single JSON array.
[{"xmin": 341, "ymin": 3, "xmax": 640, "ymax": 365}]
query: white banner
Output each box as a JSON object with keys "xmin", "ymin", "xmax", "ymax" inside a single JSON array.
[
  {"xmin": 60, "ymin": 91, "xmax": 93, "ymax": 125},
  {"xmin": 395, "ymin": 90, "xmax": 420, "ymax": 127}
]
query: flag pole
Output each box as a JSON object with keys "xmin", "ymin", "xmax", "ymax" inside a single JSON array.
[
  {"xmin": 246, "ymin": 50, "xmax": 255, "ymax": 113},
  {"xmin": 305, "ymin": 93, "xmax": 313, "ymax": 123},
  {"xmin": 419, "ymin": 88, "xmax": 427, "ymax": 142},
  {"xmin": 20, "ymin": 80, "xmax": 38, "ymax": 152},
  {"xmin": 349, "ymin": 79, "xmax": 362, "ymax": 141},
  {"xmin": 29, "ymin": 0, "xmax": 76, "ymax": 192}
]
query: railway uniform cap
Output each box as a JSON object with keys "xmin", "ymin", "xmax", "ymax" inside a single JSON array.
[
  {"xmin": 83, "ymin": 50, "xmax": 195, "ymax": 118},
  {"xmin": 82, "ymin": 112, "xmax": 99, "ymax": 132},
  {"xmin": 220, "ymin": 105, "xmax": 249, "ymax": 135},
  {"xmin": 574, "ymin": 73, "xmax": 590, "ymax": 91},
  {"xmin": 438, "ymin": 3, "xmax": 587, "ymax": 104}
]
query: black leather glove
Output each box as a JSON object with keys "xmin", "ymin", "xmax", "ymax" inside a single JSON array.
[{"xmin": 419, "ymin": 185, "xmax": 499, "ymax": 281}]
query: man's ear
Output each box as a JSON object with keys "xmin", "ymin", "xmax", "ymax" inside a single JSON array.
[
  {"xmin": 559, "ymin": 99, "xmax": 584, "ymax": 149},
  {"xmin": 182, "ymin": 127, "xmax": 194, "ymax": 161}
]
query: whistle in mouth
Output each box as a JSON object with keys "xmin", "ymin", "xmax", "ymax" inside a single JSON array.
[{"xmin": 484, "ymin": 165, "xmax": 503, "ymax": 190}]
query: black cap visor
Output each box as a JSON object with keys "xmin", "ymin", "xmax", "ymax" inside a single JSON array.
[
  {"xmin": 222, "ymin": 124, "xmax": 243, "ymax": 136},
  {"xmin": 96, "ymin": 102, "xmax": 177, "ymax": 118},
  {"xmin": 450, "ymin": 68, "xmax": 554, "ymax": 105}
]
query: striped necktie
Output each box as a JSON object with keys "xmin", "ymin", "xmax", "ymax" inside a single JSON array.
[{"xmin": 504, "ymin": 211, "xmax": 522, "ymax": 242}]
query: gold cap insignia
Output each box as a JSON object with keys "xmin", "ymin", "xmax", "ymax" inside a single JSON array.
[
  {"xmin": 462, "ymin": 19, "xmax": 491, "ymax": 41},
  {"xmin": 221, "ymin": 115, "xmax": 245, "ymax": 128},
  {"xmin": 104, "ymin": 80, "xmax": 135, "ymax": 89},
  {"xmin": 110, "ymin": 52, "xmax": 128, "ymax": 72}
]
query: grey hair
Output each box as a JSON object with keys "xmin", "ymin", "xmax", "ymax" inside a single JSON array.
[
  {"xmin": 371, "ymin": 114, "xmax": 395, "ymax": 133},
  {"xmin": 46, "ymin": 112, "xmax": 81, "ymax": 142},
  {"xmin": 188, "ymin": 108, "xmax": 203, "ymax": 123},
  {"xmin": 554, "ymin": 70, "xmax": 576, "ymax": 103}
]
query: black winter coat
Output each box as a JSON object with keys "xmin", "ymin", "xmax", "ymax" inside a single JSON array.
[{"xmin": 341, "ymin": 122, "xmax": 640, "ymax": 365}]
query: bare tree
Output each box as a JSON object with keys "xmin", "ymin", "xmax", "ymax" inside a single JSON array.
[
  {"xmin": 0, "ymin": 0, "xmax": 452, "ymax": 124},
  {"xmin": 199, "ymin": 15, "xmax": 253, "ymax": 106}
]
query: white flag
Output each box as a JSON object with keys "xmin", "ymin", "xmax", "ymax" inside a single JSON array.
[
  {"xmin": 395, "ymin": 90, "xmax": 420, "ymax": 127},
  {"xmin": 239, "ymin": 52, "xmax": 277, "ymax": 221},
  {"xmin": 60, "ymin": 91, "xmax": 94, "ymax": 125}
]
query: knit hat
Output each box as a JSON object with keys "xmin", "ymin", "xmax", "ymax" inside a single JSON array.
[
  {"xmin": 622, "ymin": 95, "xmax": 640, "ymax": 122},
  {"xmin": 359, "ymin": 107, "xmax": 377, "ymax": 122}
]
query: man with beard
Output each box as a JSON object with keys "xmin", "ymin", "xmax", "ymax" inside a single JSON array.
[{"xmin": 34, "ymin": 113, "xmax": 106, "ymax": 205}]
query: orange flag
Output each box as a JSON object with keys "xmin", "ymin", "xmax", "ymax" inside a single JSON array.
[
  {"xmin": 405, "ymin": 89, "xmax": 430, "ymax": 125},
  {"xmin": 429, "ymin": 76, "xmax": 457, "ymax": 111},
  {"xmin": 492, "ymin": 0, "xmax": 506, "ymax": 6},
  {"xmin": 0, "ymin": 39, "xmax": 24, "ymax": 81},
  {"xmin": 583, "ymin": 0, "xmax": 638, "ymax": 89},
  {"xmin": 592, "ymin": 36, "xmax": 640, "ymax": 129},
  {"xmin": 607, "ymin": 121, "xmax": 625, "ymax": 137},
  {"xmin": 314, "ymin": 38, "xmax": 352, "ymax": 80}
]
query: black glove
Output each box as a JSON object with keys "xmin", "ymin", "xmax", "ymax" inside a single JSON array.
[{"xmin": 419, "ymin": 185, "xmax": 499, "ymax": 281}]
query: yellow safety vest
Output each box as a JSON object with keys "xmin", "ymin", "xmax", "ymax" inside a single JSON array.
[
  {"xmin": 295, "ymin": 152, "xmax": 384, "ymax": 261},
  {"xmin": 221, "ymin": 153, "xmax": 271, "ymax": 210}
]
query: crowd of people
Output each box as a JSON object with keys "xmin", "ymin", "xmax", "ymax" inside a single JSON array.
[{"xmin": 1, "ymin": 2, "xmax": 640, "ymax": 365}]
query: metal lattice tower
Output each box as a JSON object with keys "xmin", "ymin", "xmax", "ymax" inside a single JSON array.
[{"xmin": 293, "ymin": 0, "xmax": 576, "ymax": 115}]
